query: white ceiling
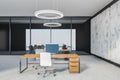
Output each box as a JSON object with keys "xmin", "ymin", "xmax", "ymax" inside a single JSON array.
[{"xmin": 0, "ymin": 0, "xmax": 113, "ymax": 16}]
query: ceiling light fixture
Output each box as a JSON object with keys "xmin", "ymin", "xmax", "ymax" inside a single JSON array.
[
  {"xmin": 43, "ymin": 22, "xmax": 62, "ymax": 27},
  {"xmin": 34, "ymin": 0, "xmax": 64, "ymax": 19},
  {"xmin": 34, "ymin": 10, "xmax": 64, "ymax": 19}
]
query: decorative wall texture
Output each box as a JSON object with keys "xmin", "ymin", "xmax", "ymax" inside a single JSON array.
[{"xmin": 91, "ymin": 1, "xmax": 120, "ymax": 64}]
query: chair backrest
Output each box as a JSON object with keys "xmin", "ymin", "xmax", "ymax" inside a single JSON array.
[
  {"xmin": 35, "ymin": 49, "xmax": 44, "ymax": 54},
  {"xmin": 40, "ymin": 52, "xmax": 52, "ymax": 66},
  {"xmin": 29, "ymin": 45, "xmax": 34, "ymax": 53},
  {"xmin": 46, "ymin": 44, "xmax": 59, "ymax": 54}
]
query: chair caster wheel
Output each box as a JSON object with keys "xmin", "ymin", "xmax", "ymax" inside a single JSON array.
[
  {"xmin": 38, "ymin": 73, "xmax": 40, "ymax": 75},
  {"xmin": 32, "ymin": 66, "xmax": 34, "ymax": 68}
]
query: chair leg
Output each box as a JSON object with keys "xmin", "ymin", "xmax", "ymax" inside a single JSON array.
[
  {"xmin": 53, "ymin": 70, "xmax": 56, "ymax": 77},
  {"xmin": 43, "ymin": 70, "xmax": 47, "ymax": 78},
  {"xmin": 54, "ymin": 74, "xmax": 56, "ymax": 76}
]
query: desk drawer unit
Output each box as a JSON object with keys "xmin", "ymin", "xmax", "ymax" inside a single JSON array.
[
  {"xmin": 69, "ymin": 67, "xmax": 79, "ymax": 73},
  {"xmin": 69, "ymin": 57, "xmax": 80, "ymax": 73}
]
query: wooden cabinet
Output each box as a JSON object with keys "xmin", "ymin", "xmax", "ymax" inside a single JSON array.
[{"xmin": 69, "ymin": 56, "xmax": 80, "ymax": 73}]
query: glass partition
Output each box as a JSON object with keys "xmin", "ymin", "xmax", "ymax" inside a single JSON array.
[
  {"xmin": 0, "ymin": 18, "xmax": 9, "ymax": 52},
  {"xmin": 25, "ymin": 17, "xmax": 76, "ymax": 51},
  {"xmin": 0, "ymin": 16, "xmax": 90, "ymax": 55},
  {"xmin": 31, "ymin": 29, "xmax": 50, "ymax": 46},
  {"xmin": 11, "ymin": 17, "xmax": 30, "ymax": 52}
]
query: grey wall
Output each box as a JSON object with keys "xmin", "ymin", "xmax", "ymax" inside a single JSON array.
[
  {"xmin": 73, "ymin": 20, "xmax": 90, "ymax": 53},
  {"xmin": 91, "ymin": 1, "xmax": 120, "ymax": 64}
]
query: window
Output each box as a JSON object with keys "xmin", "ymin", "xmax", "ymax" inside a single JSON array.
[{"xmin": 26, "ymin": 29, "xmax": 76, "ymax": 50}]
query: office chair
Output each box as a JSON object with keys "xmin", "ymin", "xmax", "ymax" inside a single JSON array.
[
  {"xmin": 32, "ymin": 49, "xmax": 44, "ymax": 69},
  {"xmin": 46, "ymin": 44, "xmax": 59, "ymax": 54},
  {"xmin": 35, "ymin": 49, "xmax": 44, "ymax": 54},
  {"xmin": 29, "ymin": 45, "xmax": 34, "ymax": 53},
  {"xmin": 38, "ymin": 52, "xmax": 56, "ymax": 77}
]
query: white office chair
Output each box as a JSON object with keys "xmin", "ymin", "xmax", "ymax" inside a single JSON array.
[
  {"xmin": 33, "ymin": 49, "xmax": 44, "ymax": 69},
  {"xmin": 38, "ymin": 52, "xmax": 56, "ymax": 77}
]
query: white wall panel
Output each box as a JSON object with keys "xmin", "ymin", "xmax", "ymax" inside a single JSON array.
[
  {"xmin": 110, "ymin": 2, "xmax": 120, "ymax": 63},
  {"xmin": 91, "ymin": 1, "xmax": 120, "ymax": 64}
]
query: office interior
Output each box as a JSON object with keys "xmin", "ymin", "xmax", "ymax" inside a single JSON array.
[{"xmin": 0, "ymin": 0, "xmax": 120, "ymax": 80}]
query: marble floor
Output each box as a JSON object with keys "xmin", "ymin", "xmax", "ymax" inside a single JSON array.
[{"xmin": 0, "ymin": 55, "xmax": 120, "ymax": 80}]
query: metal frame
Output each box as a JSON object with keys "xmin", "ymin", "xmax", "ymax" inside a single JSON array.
[
  {"xmin": 30, "ymin": 17, "xmax": 32, "ymax": 46},
  {"xmin": 9, "ymin": 17, "xmax": 11, "ymax": 54},
  {"xmin": 50, "ymin": 27, "xmax": 52, "ymax": 43},
  {"xmin": 70, "ymin": 17, "xmax": 72, "ymax": 50},
  {"xmin": 19, "ymin": 58, "xmax": 40, "ymax": 73},
  {"xmin": 19, "ymin": 58, "xmax": 28, "ymax": 73}
]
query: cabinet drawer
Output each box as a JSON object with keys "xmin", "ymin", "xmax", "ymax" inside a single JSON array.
[
  {"xmin": 69, "ymin": 63, "xmax": 79, "ymax": 67},
  {"xmin": 70, "ymin": 66, "xmax": 78, "ymax": 70},
  {"xmin": 69, "ymin": 58, "xmax": 79, "ymax": 62},
  {"xmin": 69, "ymin": 67, "xmax": 79, "ymax": 73}
]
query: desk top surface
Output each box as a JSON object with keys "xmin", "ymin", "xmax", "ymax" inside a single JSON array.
[
  {"xmin": 59, "ymin": 49, "xmax": 71, "ymax": 52},
  {"xmin": 21, "ymin": 54, "xmax": 79, "ymax": 58}
]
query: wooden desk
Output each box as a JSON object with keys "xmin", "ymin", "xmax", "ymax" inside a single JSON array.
[
  {"xmin": 59, "ymin": 49, "xmax": 71, "ymax": 60},
  {"xmin": 20, "ymin": 54, "xmax": 80, "ymax": 73},
  {"xmin": 59, "ymin": 49, "xmax": 71, "ymax": 54},
  {"xmin": 59, "ymin": 49, "xmax": 71, "ymax": 52},
  {"xmin": 21, "ymin": 54, "xmax": 78, "ymax": 58}
]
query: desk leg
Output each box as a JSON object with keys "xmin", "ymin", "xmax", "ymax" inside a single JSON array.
[{"xmin": 19, "ymin": 58, "xmax": 28, "ymax": 73}]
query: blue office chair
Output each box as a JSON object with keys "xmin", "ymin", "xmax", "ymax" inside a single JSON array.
[{"xmin": 45, "ymin": 44, "xmax": 59, "ymax": 54}]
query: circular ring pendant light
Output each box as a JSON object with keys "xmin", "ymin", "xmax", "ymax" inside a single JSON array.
[
  {"xmin": 43, "ymin": 22, "xmax": 62, "ymax": 27},
  {"xmin": 34, "ymin": 10, "xmax": 64, "ymax": 19}
]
